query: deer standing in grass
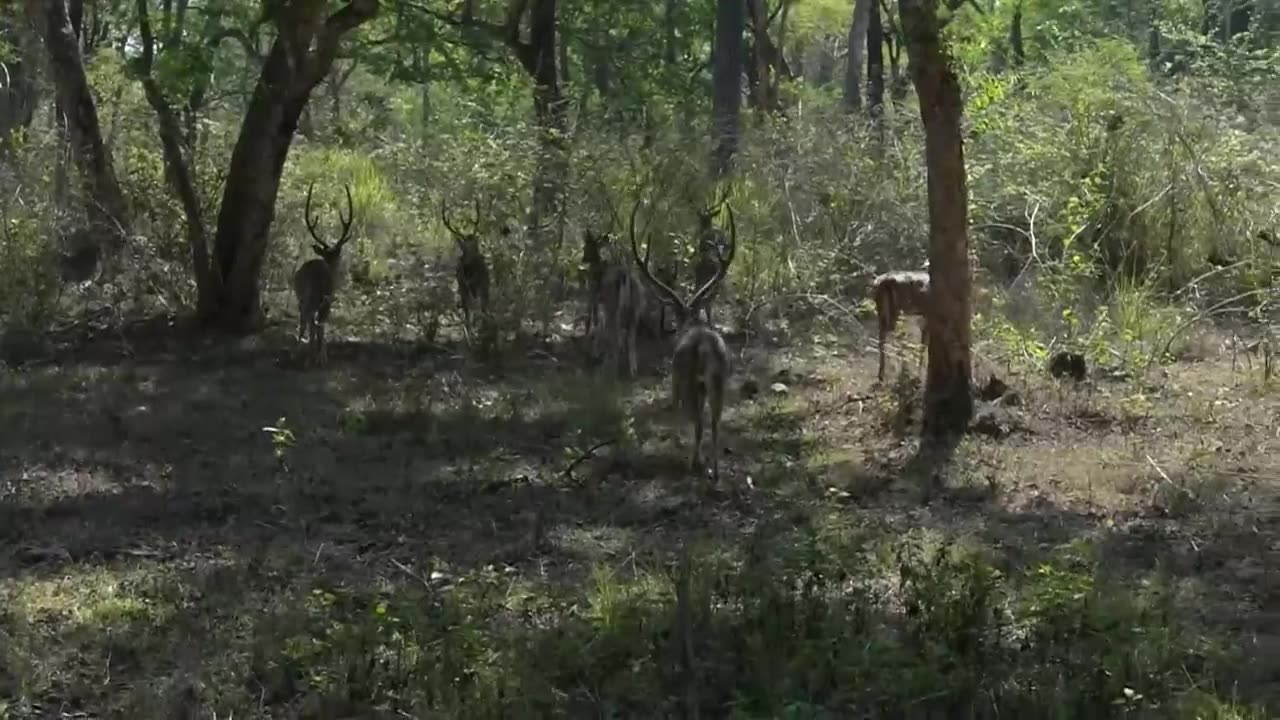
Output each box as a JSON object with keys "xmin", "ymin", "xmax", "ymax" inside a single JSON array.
[
  {"xmin": 870, "ymin": 269, "xmax": 930, "ymax": 382},
  {"xmin": 441, "ymin": 199, "xmax": 491, "ymax": 340},
  {"xmin": 630, "ymin": 198, "xmax": 736, "ymax": 481},
  {"xmin": 294, "ymin": 182, "xmax": 356, "ymax": 366}
]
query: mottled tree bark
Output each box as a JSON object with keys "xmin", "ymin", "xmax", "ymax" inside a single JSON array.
[
  {"xmin": 843, "ymin": 0, "xmax": 871, "ymax": 112},
  {"xmin": 900, "ymin": 0, "xmax": 973, "ymax": 436}
]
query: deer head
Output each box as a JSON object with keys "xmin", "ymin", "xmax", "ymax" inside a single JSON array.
[
  {"xmin": 693, "ymin": 189, "xmax": 728, "ymax": 238},
  {"xmin": 304, "ymin": 181, "xmax": 356, "ymax": 265},
  {"xmin": 441, "ymin": 197, "xmax": 485, "ymax": 259},
  {"xmin": 629, "ymin": 196, "xmax": 736, "ymax": 328}
]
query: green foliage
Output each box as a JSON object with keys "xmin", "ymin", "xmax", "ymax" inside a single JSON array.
[{"xmin": 231, "ymin": 536, "xmax": 1254, "ymax": 717}]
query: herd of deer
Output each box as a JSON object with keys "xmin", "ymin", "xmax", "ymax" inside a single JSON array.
[{"xmin": 293, "ymin": 182, "xmax": 932, "ymax": 481}]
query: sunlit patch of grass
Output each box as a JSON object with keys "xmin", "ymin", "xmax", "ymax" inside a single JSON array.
[{"xmin": 5, "ymin": 565, "xmax": 175, "ymax": 628}]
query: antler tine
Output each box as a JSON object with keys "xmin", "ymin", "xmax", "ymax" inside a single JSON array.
[
  {"xmin": 304, "ymin": 181, "xmax": 328, "ymax": 249},
  {"xmin": 707, "ymin": 185, "xmax": 727, "ymax": 218},
  {"xmin": 628, "ymin": 197, "xmax": 683, "ymax": 309},
  {"xmin": 334, "ymin": 184, "xmax": 356, "ymax": 248},
  {"xmin": 602, "ymin": 193, "xmax": 623, "ymax": 233},
  {"xmin": 471, "ymin": 197, "xmax": 483, "ymax": 235},
  {"xmin": 441, "ymin": 198, "xmax": 466, "ymax": 245},
  {"xmin": 690, "ymin": 201, "xmax": 736, "ymax": 311}
]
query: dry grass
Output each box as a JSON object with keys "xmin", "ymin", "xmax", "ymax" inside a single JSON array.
[{"xmin": 0, "ymin": 307, "xmax": 1277, "ymax": 717}]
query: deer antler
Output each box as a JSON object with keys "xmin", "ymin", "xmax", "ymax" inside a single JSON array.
[
  {"xmin": 689, "ymin": 202, "xmax": 736, "ymax": 311},
  {"xmin": 304, "ymin": 182, "xmax": 328, "ymax": 251},
  {"xmin": 305, "ymin": 182, "xmax": 356, "ymax": 254},
  {"xmin": 333, "ymin": 184, "xmax": 355, "ymax": 250},
  {"xmin": 629, "ymin": 197, "xmax": 684, "ymax": 309},
  {"xmin": 441, "ymin": 198, "xmax": 472, "ymax": 247}
]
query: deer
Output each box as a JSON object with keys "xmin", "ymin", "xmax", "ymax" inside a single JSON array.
[
  {"xmin": 294, "ymin": 181, "xmax": 356, "ymax": 366},
  {"xmin": 870, "ymin": 268, "xmax": 930, "ymax": 382},
  {"xmin": 692, "ymin": 192, "xmax": 731, "ymax": 324},
  {"xmin": 581, "ymin": 228, "xmax": 609, "ymax": 339},
  {"xmin": 599, "ymin": 243, "xmax": 651, "ymax": 378},
  {"xmin": 629, "ymin": 196, "xmax": 736, "ymax": 482},
  {"xmin": 441, "ymin": 198, "xmax": 491, "ymax": 340}
]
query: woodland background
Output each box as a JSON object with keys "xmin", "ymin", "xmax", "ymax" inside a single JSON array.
[{"xmin": 1, "ymin": 0, "xmax": 1279, "ymax": 717}]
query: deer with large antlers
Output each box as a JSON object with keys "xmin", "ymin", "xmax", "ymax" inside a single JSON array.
[
  {"xmin": 294, "ymin": 182, "xmax": 356, "ymax": 366},
  {"xmin": 441, "ymin": 198, "xmax": 492, "ymax": 340},
  {"xmin": 870, "ymin": 268, "xmax": 930, "ymax": 382},
  {"xmin": 630, "ymin": 197, "xmax": 736, "ymax": 481}
]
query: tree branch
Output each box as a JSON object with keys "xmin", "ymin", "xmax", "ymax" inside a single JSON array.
[{"xmin": 210, "ymin": 27, "xmax": 264, "ymax": 66}]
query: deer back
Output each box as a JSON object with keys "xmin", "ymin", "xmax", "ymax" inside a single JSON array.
[{"xmin": 871, "ymin": 270, "xmax": 930, "ymax": 318}]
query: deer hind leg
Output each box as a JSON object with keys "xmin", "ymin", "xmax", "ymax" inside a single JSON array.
[
  {"xmin": 708, "ymin": 374, "xmax": 724, "ymax": 482},
  {"xmin": 917, "ymin": 319, "xmax": 927, "ymax": 371},
  {"xmin": 316, "ymin": 299, "xmax": 332, "ymax": 365},
  {"xmin": 627, "ymin": 311, "xmax": 640, "ymax": 378},
  {"xmin": 877, "ymin": 314, "xmax": 893, "ymax": 382},
  {"xmin": 690, "ymin": 392, "xmax": 704, "ymax": 473},
  {"xmin": 316, "ymin": 321, "xmax": 327, "ymax": 365}
]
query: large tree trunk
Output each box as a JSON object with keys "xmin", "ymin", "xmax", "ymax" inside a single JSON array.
[
  {"xmin": 843, "ymin": 0, "xmax": 871, "ymax": 113},
  {"xmin": 712, "ymin": 0, "xmax": 744, "ymax": 177},
  {"xmin": 206, "ymin": 0, "xmax": 380, "ymax": 333},
  {"xmin": 900, "ymin": 0, "xmax": 973, "ymax": 437},
  {"xmin": 515, "ymin": 0, "xmax": 566, "ymax": 239},
  {"xmin": 34, "ymin": 0, "xmax": 130, "ymax": 258}
]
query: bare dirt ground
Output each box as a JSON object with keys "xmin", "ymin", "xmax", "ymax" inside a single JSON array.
[{"xmin": 1, "ymin": 309, "xmax": 1278, "ymax": 717}]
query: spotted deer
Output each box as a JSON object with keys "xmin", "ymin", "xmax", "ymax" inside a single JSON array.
[
  {"xmin": 294, "ymin": 182, "xmax": 356, "ymax": 366},
  {"xmin": 441, "ymin": 198, "xmax": 492, "ymax": 340},
  {"xmin": 629, "ymin": 197, "xmax": 736, "ymax": 481},
  {"xmin": 870, "ymin": 269, "xmax": 930, "ymax": 382}
]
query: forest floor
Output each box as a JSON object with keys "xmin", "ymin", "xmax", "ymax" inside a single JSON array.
[{"xmin": 1, "ymin": 306, "xmax": 1279, "ymax": 718}]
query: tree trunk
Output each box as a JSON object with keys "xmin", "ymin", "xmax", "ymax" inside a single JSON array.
[
  {"xmin": 900, "ymin": 0, "xmax": 973, "ymax": 437},
  {"xmin": 843, "ymin": 0, "xmax": 871, "ymax": 113},
  {"xmin": 0, "ymin": 13, "xmax": 40, "ymax": 155},
  {"xmin": 745, "ymin": 0, "xmax": 769, "ymax": 111},
  {"xmin": 419, "ymin": 44, "xmax": 432, "ymax": 129},
  {"xmin": 1009, "ymin": 2, "xmax": 1024, "ymax": 66},
  {"xmin": 206, "ymin": 0, "xmax": 380, "ymax": 333},
  {"xmin": 134, "ymin": 0, "xmax": 215, "ymax": 314},
  {"xmin": 712, "ymin": 0, "xmax": 744, "ymax": 177},
  {"xmin": 518, "ymin": 0, "xmax": 566, "ymax": 237},
  {"xmin": 35, "ymin": 0, "xmax": 130, "ymax": 254},
  {"xmin": 664, "ymin": 0, "xmax": 678, "ymax": 64},
  {"xmin": 867, "ymin": 0, "xmax": 884, "ymax": 120}
]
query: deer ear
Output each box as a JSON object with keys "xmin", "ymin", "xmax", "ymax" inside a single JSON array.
[{"xmin": 312, "ymin": 243, "xmax": 326, "ymax": 256}]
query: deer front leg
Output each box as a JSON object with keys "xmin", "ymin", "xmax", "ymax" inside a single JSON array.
[
  {"xmin": 316, "ymin": 321, "xmax": 327, "ymax": 366},
  {"xmin": 877, "ymin": 324, "xmax": 888, "ymax": 382},
  {"xmin": 690, "ymin": 398, "xmax": 705, "ymax": 473},
  {"xmin": 917, "ymin": 321, "xmax": 927, "ymax": 370},
  {"xmin": 627, "ymin": 315, "xmax": 639, "ymax": 378}
]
